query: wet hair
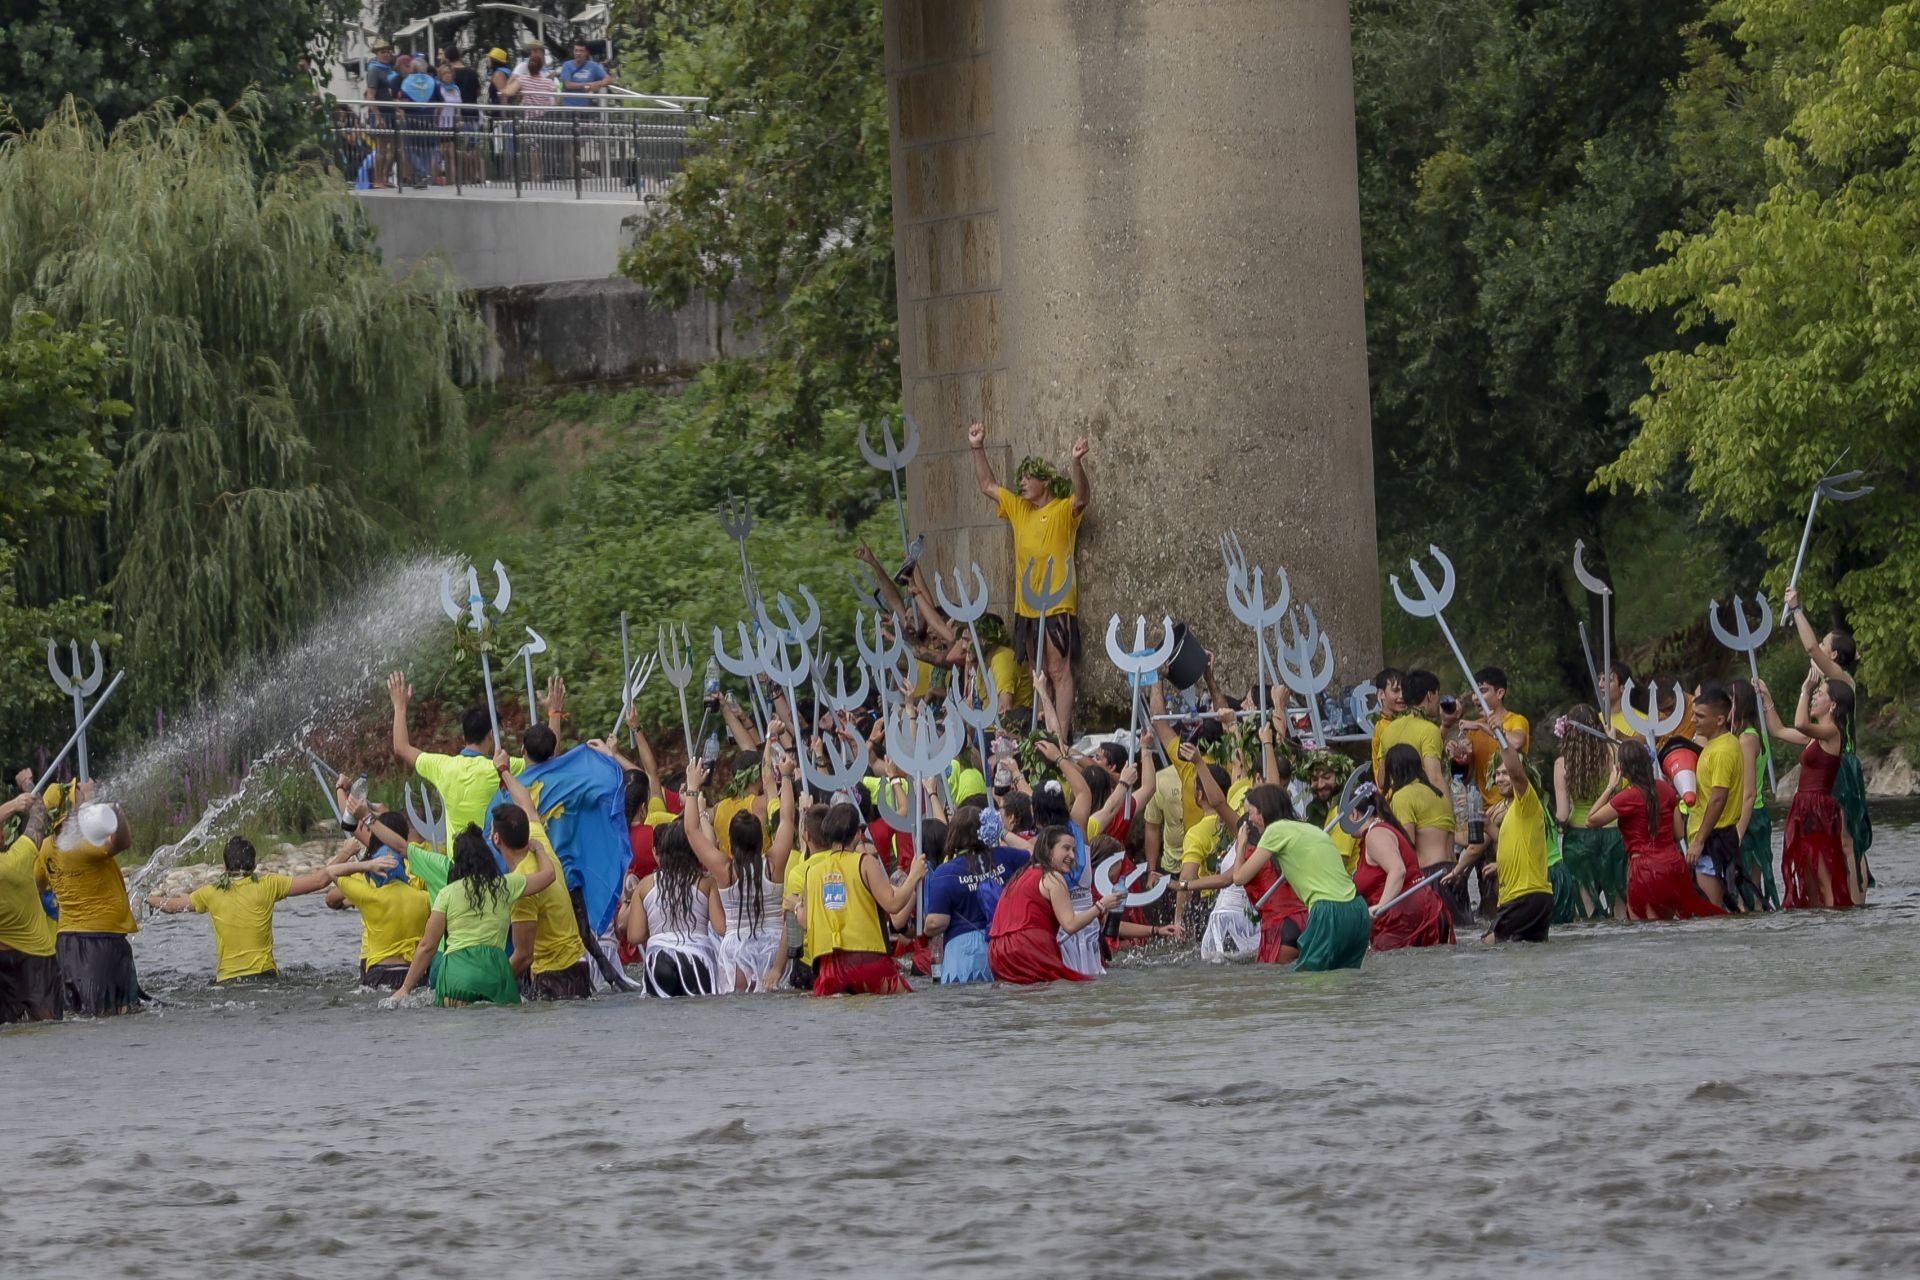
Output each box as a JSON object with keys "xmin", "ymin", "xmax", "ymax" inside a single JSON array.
[
  {"xmin": 461, "ymin": 706, "xmax": 492, "ymax": 745},
  {"xmin": 1383, "ymin": 743, "xmax": 1441, "ymax": 799},
  {"xmin": 1080, "ymin": 764, "xmax": 1115, "ymax": 812},
  {"xmin": 1727, "ymin": 680, "xmax": 1760, "ymax": 734},
  {"xmin": 374, "ymin": 811, "xmax": 408, "ymax": 844},
  {"xmin": 821, "ymin": 802, "xmax": 863, "ymax": 850},
  {"xmin": 522, "ymin": 725, "xmax": 557, "ymax": 764},
  {"xmin": 1696, "ymin": 683, "xmax": 1732, "ymax": 717},
  {"xmin": 943, "ymin": 801, "xmax": 990, "ymax": 874},
  {"xmin": 222, "ymin": 836, "xmax": 257, "ymax": 876},
  {"xmin": 1354, "ymin": 786, "xmax": 1414, "ymax": 851},
  {"xmin": 1401, "ymin": 669, "xmax": 1440, "ymax": 707},
  {"xmin": 450, "ymin": 825, "xmax": 509, "ymax": 914},
  {"xmin": 727, "ymin": 809, "xmax": 768, "ymax": 929},
  {"xmin": 1094, "ymin": 742, "xmax": 1127, "ymax": 773},
  {"xmin": 1242, "ymin": 783, "xmax": 1296, "ymax": 826},
  {"xmin": 652, "ymin": 821, "xmax": 704, "ymax": 931},
  {"xmin": 1560, "ymin": 705, "xmax": 1611, "ymax": 805},
  {"xmin": 803, "ymin": 803, "xmax": 831, "ymax": 853},
  {"xmin": 1032, "ymin": 780, "xmax": 1071, "ymax": 828},
  {"xmin": 1002, "ymin": 790, "xmax": 1033, "ymax": 832},
  {"xmin": 491, "ymin": 803, "xmax": 530, "ymax": 850},
  {"xmin": 1822, "ymin": 678, "xmax": 1856, "ymax": 748},
  {"xmin": 1373, "ymin": 666, "xmax": 1405, "ymax": 692},
  {"xmin": 1035, "ymin": 825, "xmax": 1076, "ymax": 875},
  {"xmin": 624, "ymin": 769, "xmax": 651, "ymax": 823},
  {"xmin": 1827, "ymin": 629, "xmax": 1858, "ymax": 674},
  {"xmin": 917, "ymin": 819, "xmax": 948, "ymax": 864},
  {"xmin": 1616, "ymin": 741, "xmax": 1660, "ymax": 837},
  {"xmin": 1473, "ymin": 667, "xmax": 1508, "ymax": 692}
]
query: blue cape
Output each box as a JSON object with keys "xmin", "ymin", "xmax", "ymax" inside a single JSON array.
[{"xmin": 486, "ymin": 744, "xmax": 629, "ymax": 934}]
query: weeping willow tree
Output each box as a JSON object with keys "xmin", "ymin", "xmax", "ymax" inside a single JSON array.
[{"xmin": 0, "ymin": 97, "xmax": 488, "ymax": 709}]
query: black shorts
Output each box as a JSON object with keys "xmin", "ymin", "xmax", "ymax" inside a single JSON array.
[
  {"xmin": 1487, "ymin": 891, "xmax": 1554, "ymax": 944},
  {"xmin": 0, "ymin": 947, "xmax": 63, "ymax": 1023},
  {"xmin": 1698, "ymin": 826, "xmax": 1741, "ymax": 880},
  {"xmin": 1013, "ymin": 612, "xmax": 1082, "ymax": 666},
  {"xmin": 56, "ymin": 931, "xmax": 139, "ymax": 1016},
  {"xmin": 1278, "ymin": 916, "xmax": 1304, "ymax": 949},
  {"xmin": 360, "ymin": 960, "xmax": 411, "ymax": 990},
  {"xmin": 522, "ymin": 961, "xmax": 593, "ymax": 1001}
]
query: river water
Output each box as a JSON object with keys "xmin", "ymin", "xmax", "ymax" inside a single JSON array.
[{"xmin": 6, "ymin": 805, "xmax": 1919, "ymax": 1279}]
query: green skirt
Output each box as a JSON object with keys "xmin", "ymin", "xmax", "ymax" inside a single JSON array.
[
  {"xmin": 1294, "ymin": 897, "xmax": 1371, "ymax": 972},
  {"xmin": 1835, "ymin": 752, "xmax": 1874, "ymax": 883},
  {"xmin": 1739, "ymin": 807, "xmax": 1777, "ymax": 911},
  {"xmin": 435, "ymin": 945, "xmax": 521, "ymax": 1006},
  {"xmin": 1549, "ymin": 860, "xmax": 1583, "ymax": 925},
  {"xmin": 1558, "ymin": 826, "xmax": 1624, "ymax": 917}
]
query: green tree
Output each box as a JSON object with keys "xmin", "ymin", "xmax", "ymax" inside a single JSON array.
[
  {"xmin": 1604, "ymin": 0, "xmax": 1920, "ymax": 694},
  {"xmin": 0, "ymin": 100, "xmax": 487, "ymax": 717},
  {"xmin": 0, "ymin": 0, "xmax": 353, "ymax": 157}
]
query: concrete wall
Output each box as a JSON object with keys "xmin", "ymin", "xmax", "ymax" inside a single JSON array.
[
  {"xmin": 883, "ymin": 0, "xmax": 1382, "ymax": 700},
  {"xmin": 476, "ymin": 279, "xmax": 753, "ymax": 384},
  {"xmin": 354, "ymin": 190, "xmax": 642, "ymax": 289}
]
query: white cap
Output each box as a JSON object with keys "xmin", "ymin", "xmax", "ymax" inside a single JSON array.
[{"xmin": 76, "ymin": 803, "xmax": 118, "ymax": 846}]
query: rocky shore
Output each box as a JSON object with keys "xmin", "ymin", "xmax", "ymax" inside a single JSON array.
[{"xmin": 148, "ymin": 836, "xmax": 343, "ymax": 898}]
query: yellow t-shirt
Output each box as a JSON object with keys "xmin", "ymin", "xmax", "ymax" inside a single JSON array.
[
  {"xmin": 511, "ymin": 825, "xmax": 586, "ymax": 975},
  {"xmin": 1468, "ymin": 711, "xmax": 1532, "ymax": 803},
  {"xmin": 0, "ymin": 835, "xmax": 56, "ymax": 956},
  {"xmin": 1688, "ymin": 732, "xmax": 1747, "ymax": 840},
  {"xmin": 1379, "ymin": 715, "xmax": 1445, "ymax": 773},
  {"xmin": 414, "ymin": 750, "xmax": 524, "ymax": 853},
  {"xmin": 1493, "ymin": 785, "xmax": 1551, "ymax": 905},
  {"xmin": 996, "ymin": 487, "xmax": 1081, "ymax": 616},
  {"xmin": 1331, "ymin": 825, "xmax": 1361, "ymax": 874},
  {"xmin": 37, "ymin": 838, "xmax": 138, "ymax": 935},
  {"xmin": 189, "ymin": 874, "xmax": 293, "ymax": 981},
  {"xmin": 335, "ymin": 873, "xmax": 431, "ymax": 967},
  {"xmin": 1180, "ymin": 815, "xmax": 1222, "ymax": 873},
  {"xmin": 987, "ymin": 644, "xmax": 1034, "ymax": 710},
  {"xmin": 714, "ymin": 795, "xmax": 758, "ymax": 857},
  {"xmin": 783, "ymin": 848, "xmax": 821, "ymax": 901},
  {"xmin": 1389, "ymin": 781, "xmax": 1457, "ymax": 835},
  {"xmin": 1146, "ymin": 765, "xmax": 1190, "ymax": 873}
]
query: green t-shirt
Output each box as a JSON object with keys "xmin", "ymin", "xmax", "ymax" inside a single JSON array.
[
  {"xmin": 1255, "ymin": 820, "xmax": 1357, "ymax": 908},
  {"xmin": 1742, "ymin": 727, "xmax": 1766, "ymax": 811},
  {"xmin": 432, "ymin": 872, "xmax": 527, "ymax": 953},
  {"xmin": 408, "ymin": 843, "xmax": 451, "ymax": 901},
  {"xmin": 414, "ymin": 750, "xmax": 523, "ymax": 854}
]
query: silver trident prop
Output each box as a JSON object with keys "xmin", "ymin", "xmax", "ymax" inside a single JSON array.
[
  {"xmin": 1274, "ymin": 604, "xmax": 1335, "ymax": 750},
  {"xmin": 608, "ymin": 652, "xmax": 657, "ymax": 741},
  {"xmin": 854, "ymin": 610, "xmax": 910, "ymax": 723},
  {"xmin": 1576, "ymin": 620, "xmax": 1605, "ymax": 713},
  {"xmin": 1018, "ymin": 557, "xmax": 1075, "ymax": 732},
  {"xmin": 718, "ymin": 490, "xmax": 762, "ymax": 617},
  {"xmin": 1391, "ymin": 546, "xmax": 1508, "ymax": 749},
  {"xmin": 755, "ymin": 584, "xmax": 823, "ymax": 647},
  {"xmin": 885, "ymin": 694, "xmax": 964, "ymax": 932},
  {"xmin": 404, "ymin": 781, "xmax": 447, "ymax": 849},
  {"xmin": 932, "ymin": 562, "xmax": 994, "ymax": 700},
  {"xmin": 1619, "ymin": 679, "xmax": 1684, "ymax": 757},
  {"xmin": 1221, "ymin": 530, "xmax": 1288, "ymax": 723},
  {"xmin": 1708, "ymin": 593, "xmax": 1778, "ymax": 796},
  {"xmin": 512, "ymin": 627, "xmax": 548, "ymax": 721},
  {"xmin": 301, "ymin": 747, "xmax": 345, "ymax": 826},
  {"xmin": 820, "ymin": 657, "xmax": 872, "ymax": 718},
  {"xmin": 757, "ymin": 623, "xmax": 814, "ymax": 795},
  {"xmin": 1093, "ymin": 850, "xmax": 1174, "ymax": 910},
  {"xmin": 1103, "ymin": 614, "xmax": 1178, "ymax": 765},
  {"xmin": 619, "ymin": 611, "xmax": 637, "ymax": 748},
  {"xmin": 37, "ymin": 669, "xmax": 125, "ymax": 786},
  {"xmin": 1254, "ymin": 762, "xmax": 1370, "ymax": 910},
  {"xmin": 856, "ymin": 411, "xmax": 921, "ymax": 561},
  {"xmin": 713, "ymin": 621, "xmax": 772, "ymax": 738},
  {"xmin": 657, "ymin": 624, "xmax": 697, "ymax": 756},
  {"xmin": 440, "ymin": 560, "xmax": 512, "ymax": 748},
  {"xmin": 1348, "ymin": 681, "xmax": 1381, "ymax": 737},
  {"xmin": 1371, "ymin": 866, "xmax": 1449, "ymax": 919},
  {"xmin": 1573, "ymin": 540, "xmax": 1614, "ymax": 723},
  {"xmin": 811, "ymin": 731, "xmax": 870, "ymax": 802},
  {"xmin": 1786, "ymin": 468, "xmax": 1873, "ymax": 613},
  {"xmin": 46, "ymin": 640, "xmax": 106, "ymax": 783}
]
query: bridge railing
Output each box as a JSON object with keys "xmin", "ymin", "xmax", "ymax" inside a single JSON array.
[{"xmin": 330, "ymin": 98, "xmax": 705, "ymax": 199}]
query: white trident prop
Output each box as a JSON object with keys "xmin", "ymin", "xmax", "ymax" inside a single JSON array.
[
  {"xmin": 1221, "ymin": 530, "xmax": 1288, "ymax": 722},
  {"xmin": 757, "ymin": 623, "xmax": 815, "ymax": 796},
  {"xmin": 932, "ymin": 562, "xmax": 996, "ymax": 719},
  {"xmin": 1274, "ymin": 603, "xmax": 1335, "ymax": 749},
  {"xmin": 512, "ymin": 627, "xmax": 548, "ymax": 720},
  {"xmin": 884, "ymin": 695, "xmax": 964, "ymax": 932},
  {"xmin": 1018, "ymin": 557, "xmax": 1075, "ymax": 732},
  {"xmin": 713, "ymin": 620, "xmax": 771, "ymax": 738},
  {"xmin": 440, "ymin": 560, "xmax": 512, "ymax": 747},
  {"xmin": 1093, "ymin": 851, "xmax": 1174, "ymax": 909},
  {"xmin": 1573, "ymin": 540, "xmax": 1614, "ymax": 722},
  {"xmin": 1104, "ymin": 614, "xmax": 1177, "ymax": 765},
  {"xmin": 46, "ymin": 640, "xmax": 106, "ymax": 783},
  {"xmin": 1708, "ymin": 593, "xmax": 1778, "ymax": 796},
  {"xmin": 657, "ymin": 624, "xmax": 697, "ymax": 756},
  {"xmin": 404, "ymin": 781, "xmax": 447, "ymax": 850},
  {"xmin": 717, "ymin": 491, "xmax": 762, "ymax": 617},
  {"xmin": 856, "ymin": 412, "xmax": 921, "ymax": 561},
  {"xmin": 1619, "ymin": 679, "xmax": 1684, "ymax": 757},
  {"xmin": 37, "ymin": 669, "xmax": 125, "ymax": 788},
  {"xmin": 1786, "ymin": 467, "xmax": 1873, "ymax": 610},
  {"xmin": 1390, "ymin": 546, "xmax": 1508, "ymax": 749}
]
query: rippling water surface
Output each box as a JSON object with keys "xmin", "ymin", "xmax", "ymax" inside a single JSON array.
[{"xmin": 7, "ymin": 807, "xmax": 1920, "ymax": 1278}]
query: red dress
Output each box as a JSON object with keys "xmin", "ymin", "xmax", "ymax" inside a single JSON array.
[
  {"xmin": 1245, "ymin": 859, "xmax": 1310, "ymax": 964},
  {"xmin": 987, "ymin": 867, "xmax": 1091, "ymax": 984},
  {"xmin": 1612, "ymin": 781, "xmax": 1725, "ymax": 920},
  {"xmin": 1352, "ymin": 825, "xmax": 1453, "ymax": 951},
  {"xmin": 1782, "ymin": 743, "xmax": 1853, "ymax": 909}
]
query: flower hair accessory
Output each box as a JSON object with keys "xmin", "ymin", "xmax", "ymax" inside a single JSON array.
[
  {"xmin": 1043, "ymin": 779, "xmax": 1064, "ymax": 796},
  {"xmin": 1553, "ymin": 715, "xmax": 1569, "ymax": 740},
  {"xmin": 977, "ymin": 808, "xmax": 1005, "ymax": 846}
]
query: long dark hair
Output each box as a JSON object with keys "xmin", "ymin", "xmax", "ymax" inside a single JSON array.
[
  {"xmin": 1383, "ymin": 744, "xmax": 1442, "ymax": 799},
  {"xmin": 943, "ymin": 801, "xmax": 990, "ymax": 875},
  {"xmin": 1354, "ymin": 787, "xmax": 1414, "ymax": 851},
  {"xmin": 653, "ymin": 820, "xmax": 705, "ymax": 930},
  {"xmin": 1034, "ymin": 824, "xmax": 1075, "ymax": 877},
  {"xmin": 450, "ymin": 825, "xmax": 509, "ymax": 915},
  {"xmin": 1242, "ymin": 783, "xmax": 1295, "ymax": 827},
  {"xmin": 1616, "ymin": 741, "xmax": 1660, "ymax": 839},
  {"xmin": 1727, "ymin": 680, "xmax": 1760, "ymax": 734},
  {"xmin": 1033, "ymin": 780, "xmax": 1071, "ymax": 828},
  {"xmin": 728, "ymin": 809, "xmax": 767, "ymax": 927},
  {"xmin": 1822, "ymin": 677, "xmax": 1856, "ymax": 750}
]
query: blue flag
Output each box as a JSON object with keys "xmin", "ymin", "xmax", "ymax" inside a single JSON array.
[{"xmin": 488, "ymin": 744, "xmax": 629, "ymax": 934}]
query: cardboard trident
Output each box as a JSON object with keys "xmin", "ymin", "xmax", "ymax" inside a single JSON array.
[
  {"xmin": 856, "ymin": 412, "xmax": 921, "ymax": 561},
  {"xmin": 657, "ymin": 624, "xmax": 697, "ymax": 756},
  {"xmin": 932, "ymin": 562, "xmax": 996, "ymax": 719},
  {"xmin": 1619, "ymin": 679, "xmax": 1683, "ymax": 757},
  {"xmin": 440, "ymin": 560, "xmax": 512, "ymax": 747},
  {"xmin": 714, "ymin": 621, "xmax": 772, "ymax": 738},
  {"xmin": 46, "ymin": 640, "xmax": 106, "ymax": 783},
  {"xmin": 405, "ymin": 781, "xmax": 447, "ymax": 849},
  {"xmin": 301, "ymin": 745, "xmax": 345, "ymax": 826},
  {"xmin": 757, "ymin": 621, "xmax": 814, "ymax": 795},
  {"xmin": 37, "ymin": 669, "xmax": 125, "ymax": 786},
  {"xmin": 884, "ymin": 695, "xmax": 964, "ymax": 932},
  {"xmin": 1221, "ymin": 529, "xmax": 1288, "ymax": 723},
  {"xmin": 608, "ymin": 651, "xmax": 658, "ymax": 741},
  {"xmin": 1018, "ymin": 557, "xmax": 1075, "ymax": 732},
  {"xmin": 1390, "ymin": 546, "xmax": 1508, "ymax": 749},
  {"xmin": 1708, "ymin": 593, "xmax": 1779, "ymax": 796},
  {"xmin": 854, "ymin": 610, "xmax": 909, "ymax": 722},
  {"xmin": 1093, "ymin": 850, "xmax": 1173, "ymax": 909},
  {"xmin": 1573, "ymin": 540, "xmax": 1614, "ymax": 722},
  {"xmin": 755, "ymin": 585, "xmax": 823, "ymax": 648},
  {"xmin": 512, "ymin": 627, "xmax": 548, "ymax": 721},
  {"xmin": 1786, "ymin": 468, "xmax": 1873, "ymax": 612},
  {"xmin": 1103, "ymin": 614, "xmax": 1177, "ymax": 765},
  {"xmin": 1274, "ymin": 603, "xmax": 1335, "ymax": 749},
  {"xmin": 718, "ymin": 491, "xmax": 761, "ymax": 617}
]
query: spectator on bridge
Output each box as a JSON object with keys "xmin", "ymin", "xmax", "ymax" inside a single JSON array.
[
  {"xmin": 446, "ymin": 50, "xmax": 484, "ymax": 183},
  {"xmin": 558, "ymin": 41, "xmax": 609, "ymax": 108},
  {"xmin": 504, "ymin": 44, "xmax": 560, "ymax": 179},
  {"xmin": 486, "ymin": 47, "xmax": 513, "ymax": 105},
  {"xmin": 967, "ymin": 421, "xmax": 1092, "ymax": 736},
  {"xmin": 364, "ymin": 41, "xmax": 409, "ymax": 189},
  {"xmin": 399, "ymin": 61, "xmax": 439, "ymax": 189}
]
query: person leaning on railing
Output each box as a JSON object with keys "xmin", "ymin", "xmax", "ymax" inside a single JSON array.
[{"xmin": 500, "ymin": 43, "xmax": 559, "ymax": 181}]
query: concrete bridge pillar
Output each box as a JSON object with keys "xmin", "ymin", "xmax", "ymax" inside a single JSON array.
[{"xmin": 882, "ymin": 0, "xmax": 1380, "ymax": 699}]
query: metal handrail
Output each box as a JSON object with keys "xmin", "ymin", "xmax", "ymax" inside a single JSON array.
[{"xmin": 333, "ymin": 97, "xmax": 702, "ymax": 117}]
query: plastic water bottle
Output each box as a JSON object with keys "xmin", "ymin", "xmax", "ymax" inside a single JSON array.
[
  {"xmin": 1466, "ymin": 786, "xmax": 1485, "ymax": 846},
  {"xmin": 703, "ymin": 657, "xmax": 722, "ymax": 702},
  {"xmin": 349, "ymin": 774, "xmax": 369, "ymax": 808},
  {"xmin": 702, "ymin": 732, "xmax": 721, "ymax": 764}
]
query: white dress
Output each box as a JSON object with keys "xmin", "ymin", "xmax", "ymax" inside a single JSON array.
[
  {"xmin": 1201, "ymin": 845, "xmax": 1260, "ymax": 962},
  {"xmin": 641, "ymin": 881, "xmax": 718, "ymax": 998},
  {"xmin": 713, "ymin": 872, "xmax": 786, "ymax": 994},
  {"xmin": 1057, "ymin": 880, "xmax": 1106, "ymax": 978}
]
